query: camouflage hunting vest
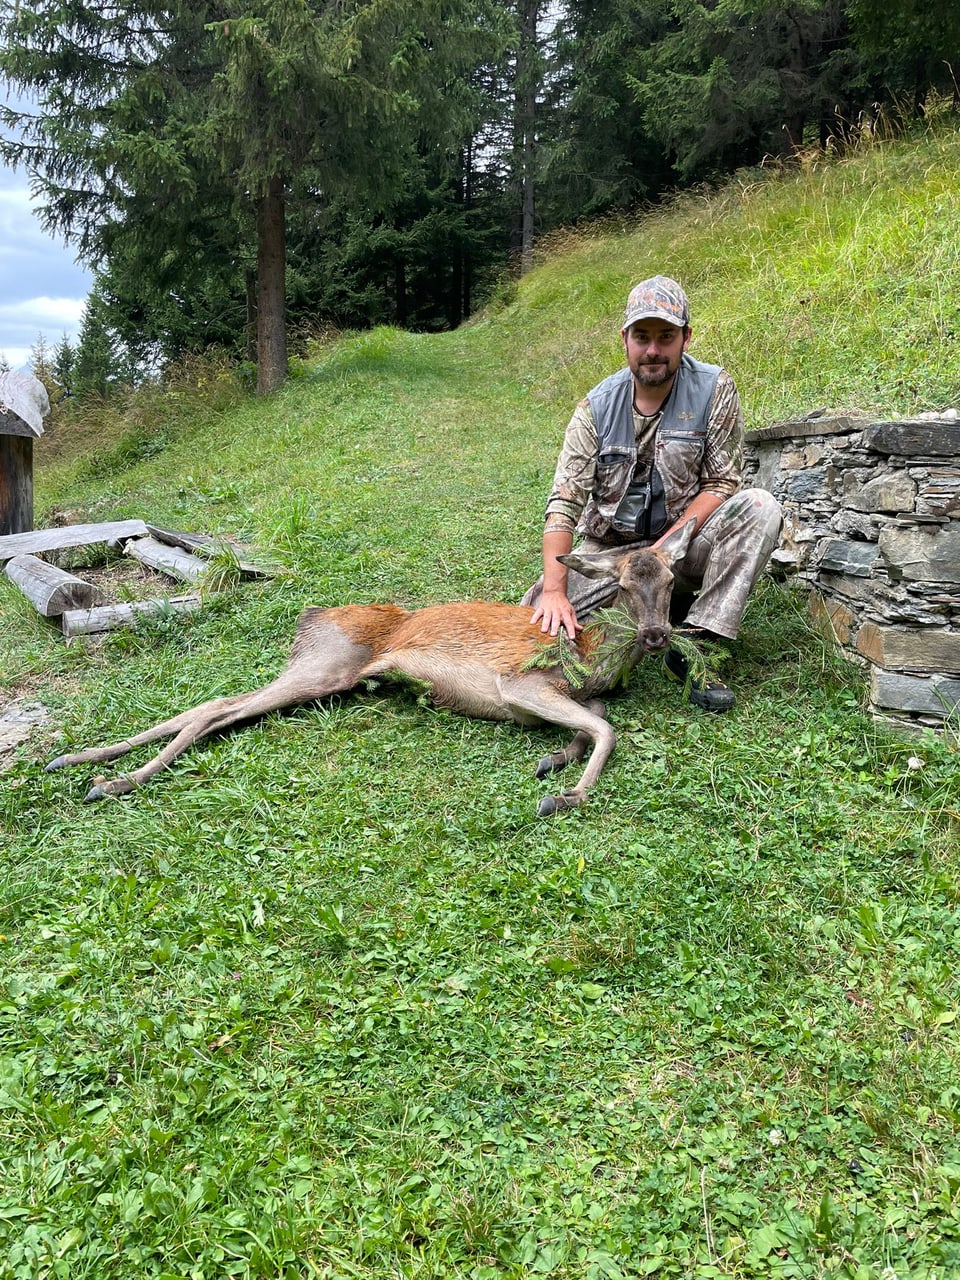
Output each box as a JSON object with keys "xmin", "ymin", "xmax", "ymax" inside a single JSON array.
[{"xmin": 581, "ymin": 354, "xmax": 721, "ymax": 541}]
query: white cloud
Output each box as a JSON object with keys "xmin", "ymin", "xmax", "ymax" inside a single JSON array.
[
  {"xmin": 0, "ymin": 347, "xmax": 33, "ymax": 371},
  {"xmin": 0, "ymin": 298, "xmax": 87, "ymax": 369},
  {"xmin": 0, "ymin": 93, "xmax": 94, "ymax": 365},
  {"xmin": 0, "ymin": 163, "xmax": 92, "ymax": 360},
  {"xmin": 0, "ymin": 296, "xmax": 87, "ymax": 327}
]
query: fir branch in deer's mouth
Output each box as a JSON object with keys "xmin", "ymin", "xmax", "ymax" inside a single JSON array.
[{"xmin": 522, "ymin": 604, "xmax": 641, "ymax": 692}]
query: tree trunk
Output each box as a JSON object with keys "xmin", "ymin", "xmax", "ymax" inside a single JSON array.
[
  {"xmin": 449, "ymin": 146, "xmax": 467, "ymax": 329},
  {"xmin": 510, "ymin": 0, "xmax": 540, "ymax": 276},
  {"xmin": 256, "ymin": 174, "xmax": 287, "ymax": 396},
  {"xmin": 245, "ymin": 268, "xmax": 258, "ymax": 364},
  {"xmin": 518, "ymin": 0, "xmax": 539, "ymax": 277},
  {"xmin": 395, "ymin": 258, "xmax": 408, "ymax": 327},
  {"xmin": 462, "ymin": 137, "xmax": 473, "ymax": 319},
  {"xmin": 520, "ymin": 96, "xmax": 536, "ymax": 273}
]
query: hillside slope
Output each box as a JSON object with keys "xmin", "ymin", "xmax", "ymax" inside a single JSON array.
[{"xmin": 1, "ymin": 120, "xmax": 960, "ymax": 1280}]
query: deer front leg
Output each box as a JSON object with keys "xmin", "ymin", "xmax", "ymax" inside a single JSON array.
[
  {"xmin": 534, "ymin": 701, "xmax": 606, "ymax": 780},
  {"xmin": 499, "ymin": 677, "xmax": 616, "ymax": 816}
]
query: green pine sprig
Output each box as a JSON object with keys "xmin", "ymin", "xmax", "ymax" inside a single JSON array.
[
  {"xmin": 668, "ymin": 630, "xmax": 731, "ymax": 689},
  {"xmin": 524, "ymin": 612, "xmax": 732, "ymax": 694},
  {"xmin": 522, "ymin": 604, "xmax": 640, "ymax": 691}
]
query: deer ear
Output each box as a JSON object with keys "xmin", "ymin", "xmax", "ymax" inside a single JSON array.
[
  {"xmin": 657, "ymin": 517, "xmax": 698, "ymax": 567},
  {"xmin": 557, "ymin": 547, "xmax": 630, "ymax": 581}
]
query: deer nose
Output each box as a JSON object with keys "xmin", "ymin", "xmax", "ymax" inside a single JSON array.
[{"xmin": 640, "ymin": 625, "xmax": 671, "ymax": 653}]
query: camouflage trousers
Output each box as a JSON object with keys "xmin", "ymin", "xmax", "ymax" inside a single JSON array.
[{"xmin": 521, "ymin": 488, "xmax": 783, "ymax": 639}]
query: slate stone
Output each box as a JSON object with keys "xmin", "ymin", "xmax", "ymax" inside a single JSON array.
[
  {"xmin": 818, "ymin": 572, "xmax": 871, "ymax": 601},
  {"xmin": 865, "ymin": 421, "xmax": 960, "ymax": 458},
  {"xmin": 786, "ymin": 467, "xmax": 828, "ymax": 500},
  {"xmin": 843, "ymin": 471, "xmax": 917, "ymax": 514},
  {"xmin": 831, "ymin": 510, "xmax": 882, "ymax": 540},
  {"xmin": 746, "ymin": 413, "xmax": 870, "ymax": 442},
  {"xmin": 856, "ymin": 623, "xmax": 960, "ymax": 674},
  {"xmin": 878, "ymin": 525, "xmax": 960, "ymax": 583},
  {"xmin": 870, "ymin": 669, "xmax": 960, "ymax": 717},
  {"xmin": 819, "ymin": 540, "xmax": 880, "ymax": 576},
  {"xmin": 810, "ymin": 592, "xmax": 854, "ymax": 643}
]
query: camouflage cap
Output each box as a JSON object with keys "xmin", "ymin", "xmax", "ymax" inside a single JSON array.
[{"xmin": 622, "ymin": 276, "xmax": 690, "ymax": 332}]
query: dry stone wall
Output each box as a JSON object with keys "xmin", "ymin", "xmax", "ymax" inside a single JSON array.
[{"xmin": 743, "ymin": 411, "xmax": 960, "ymax": 732}]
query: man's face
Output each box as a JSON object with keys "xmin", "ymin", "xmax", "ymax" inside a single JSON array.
[{"xmin": 623, "ymin": 320, "xmax": 689, "ymax": 388}]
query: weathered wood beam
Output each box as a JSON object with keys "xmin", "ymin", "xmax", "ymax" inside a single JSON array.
[
  {"xmin": 0, "ymin": 520, "xmax": 150, "ymax": 563},
  {"xmin": 146, "ymin": 524, "xmax": 268, "ymax": 576},
  {"xmin": 124, "ymin": 536, "xmax": 208, "ymax": 581},
  {"xmin": 0, "ymin": 436, "xmax": 34, "ymax": 536},
  {"xmin": 0, "ymin": 372, "xmax": 49, "ymax": 535},
  {"xmin": 61, "ymin": 595, "xmax": 202, "ymax": 638},
  {"xmin": 4, "ymin": 554, "xmax": 103, "ymax": 617},
  {"xmin": 0, "ymin": 370, "xmax": 48, "ymax": 438}
]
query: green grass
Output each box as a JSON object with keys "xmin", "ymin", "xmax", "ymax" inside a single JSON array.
[{"xmin": 2, "ymin": 115, "xmax": 960, "ymax": 1278}]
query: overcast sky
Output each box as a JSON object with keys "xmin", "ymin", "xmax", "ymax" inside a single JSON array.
[{"xmin": 1, "ymin": 91, "xmax": 93, "ymax": 372}]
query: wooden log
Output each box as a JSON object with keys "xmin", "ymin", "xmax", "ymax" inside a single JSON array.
[
  {"xmin": 0, "ymin": 435, "xmax": 34, "ymax": 536},
  {"xmin": 4, "ymin": 554, "xmax": 103, "ymax": 617},
  {"xmin": 124, "ymin": 536, "xmax": 208, "ymax": 581},
  {"xmin": 61, "ymin": 595, "xmax": 202, "ymax": 638},
  {"xmin": 145, "ymin": 524, "xmax": 268, "ymax": 576},
  {"xmin": 0, "ymin": 519, "xmax": 150, "ymax": 563}
]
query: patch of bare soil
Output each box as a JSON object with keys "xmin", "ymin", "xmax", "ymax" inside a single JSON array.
[
  {"xmin": 0, "ymin": 697, "xmax": 54, "ymax": 774},
  {"xmin": 46, "ymin": 548, "xmax": 187, "ymax": 604},
  {"xmin": 1, "ymin": 672, "xmax": 97, "ymax": 773}
]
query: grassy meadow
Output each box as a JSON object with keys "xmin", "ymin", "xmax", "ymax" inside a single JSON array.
[{"xmin": 2, "ymin": 117, "xmax": 960, "ymax": 1278}]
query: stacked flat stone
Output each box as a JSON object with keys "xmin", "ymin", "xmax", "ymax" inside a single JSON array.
[{"xmin": 744, "ymin": 410, "xmax": 960, "ymax": 733}]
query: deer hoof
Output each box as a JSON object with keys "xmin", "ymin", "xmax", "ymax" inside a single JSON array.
[
  {"xmin": 535, "ymin": 752, "xmax": 565, "ymax": 779},
  {"xmin": 45, "ymin": 755, "xmax": 69, "ymax": 773},
  {"xmin": 84, "ymin": 778, "xmax": 135, "ymax": 803},
  {"xmin": 537, "ymin": 790, "xmax": 581, "ymax": 817}
]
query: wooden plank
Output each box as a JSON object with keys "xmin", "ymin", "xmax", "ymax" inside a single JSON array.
[
  {"xmin": 0, "ymin": 436, "xmax": 33, "ymax": 535},
  {"xmin": 124, "ymin": 536, "xmax": 209, "ymax": 581},
  {"xmin": 5, "ymin": 554, "xmax": 103, "ymax": 617},
  {"xmin": 0, "ymin": 519, "xmax": 150, "ymax": 563},
  {"xmin": 61, "ymin": 595, "xmax": 202, "ymax": 637},
  {"xmin": 146, "ymin": 524, "xmax": 268, "ymax": 576}
]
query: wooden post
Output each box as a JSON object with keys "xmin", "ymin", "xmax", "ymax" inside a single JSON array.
[
  {"xmin": 0, "ymin": 435, "xmax": 34, "ymax": 536},
  {"xmin": 0, "ymin": 371, "xmax": 49, "ymax": 536}
]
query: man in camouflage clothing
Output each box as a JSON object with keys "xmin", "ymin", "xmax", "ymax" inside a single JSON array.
[{"xmin": 523, "ymin": 275, "xmax": 782, "ymax": 711}]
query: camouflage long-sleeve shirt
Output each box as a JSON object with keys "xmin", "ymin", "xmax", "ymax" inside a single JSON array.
[{"xmin": 544, "ymin": 368, "xmax": 744, "ymax": 536}]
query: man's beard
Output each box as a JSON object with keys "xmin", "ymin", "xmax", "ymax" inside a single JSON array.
[{"xmin": 634, "ymin": 360, "xmax": 673, "ymax": 386}]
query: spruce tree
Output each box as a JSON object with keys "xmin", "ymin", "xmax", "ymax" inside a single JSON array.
[
  {"xmin": 0, "ymin": 0, "xmax": 508, "ymax": 394},
  {"xmin": 51, "ymin": 335, "xmax": 77, "ymax": 401},
  {"xmin": 74, "ymin": 294, "xmax": 121, "ymax": 399}
]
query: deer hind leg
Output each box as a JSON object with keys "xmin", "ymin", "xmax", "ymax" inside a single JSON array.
[
  {"xmin": 534, "ymin": 701, "xmax": 606, "ymax": 780},
  {"xmin": 46, "ymin": 701, "xmax": 230, "ymax": 776},
  {"xmin": 498, "ymin": 676, "xmax": 615, "ymax": 816},
  {"xmin": 48, "ymin": 629, "xmax": 377, "ymax": 801}
]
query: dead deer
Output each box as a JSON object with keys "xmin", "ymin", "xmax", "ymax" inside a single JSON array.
[{"xmin": 46, "ymin": 520, "xmax": 696, "ymax": 815}]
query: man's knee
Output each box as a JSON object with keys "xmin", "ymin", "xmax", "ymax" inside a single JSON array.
[
  {"xmin": 735, "ymin": 487, "xmax": 782, "ymax": 532},
  {"xmin": 742, "ymin": 481, "xmax": 783, "ymax": 537}
]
